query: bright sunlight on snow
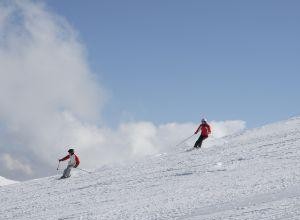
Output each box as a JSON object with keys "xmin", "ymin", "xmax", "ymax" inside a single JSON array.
[{"xmin": 1, "ymin": 117, "xmax": 300, "ymax": 219}]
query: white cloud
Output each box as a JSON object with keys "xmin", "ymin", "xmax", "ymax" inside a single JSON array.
[
  {"xmin": 210, "ymin": 120, "xmax": 246, "ymax": 138},
  {"xmin": 0, "ymin": 0, "xmax": 105, "ymax": 180},
  {"xmin": 0, "ymin": 0, "xmax": 246, "ymax": 181},
  {"xmin": 0, "ymin": 153, "xmax": 33, "ymax": 175}
]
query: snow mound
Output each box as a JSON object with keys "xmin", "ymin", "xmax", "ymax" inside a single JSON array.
[
  {"xmin": 1, "ymin": 117, "xmax": 300, "ymax": 219},
  {"xmin": 0, "ymin": 176, "xmax": 18, "ymax": 186}
]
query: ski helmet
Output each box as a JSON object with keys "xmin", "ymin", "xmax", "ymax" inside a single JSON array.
[
  {"xmin": 68, "ymin": 149, "xmax": 74, "ymax": 154},
  {"xmin": 201, "ymin": 118, "xmax": 207, "ymax": 123}
]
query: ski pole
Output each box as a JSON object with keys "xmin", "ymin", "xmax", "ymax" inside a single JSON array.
[
  {"xmin": 175, "ymin": 134, "xmax": 195, "ymax": 146},
  {"xmin": 75, "ymin": 167, "xmax": 92, "ymax": 174},
  {"xmin": 57, "ymin": 161, "xmax": 60, "ymax": 170}
]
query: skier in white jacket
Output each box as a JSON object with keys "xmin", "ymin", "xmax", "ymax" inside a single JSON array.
[{"xmin": 59, "ymin": 149, "xmax": 80, "ymax": 179}]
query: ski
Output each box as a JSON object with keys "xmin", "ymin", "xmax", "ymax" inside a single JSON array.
[{"xmin": 185, "ymin": 147, "xmax": 200, "ymax": 152}]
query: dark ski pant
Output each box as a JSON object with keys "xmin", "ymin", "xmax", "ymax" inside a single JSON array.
[
  {"xmin": 62, "ymin": 165, "xmax": 73, "ymax": 178},
  {"xmin": 194, "ymin": 135, "xmax": 208, "ymax": 148}
]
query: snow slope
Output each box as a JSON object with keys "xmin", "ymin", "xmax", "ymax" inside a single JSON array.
[
  {"xmin": 1, "ymin": 117, "xmax": 300, "ymax": 219},
  {"xmin": 0, "ymin": 176, "xmax": 18, "ymax": 186}
]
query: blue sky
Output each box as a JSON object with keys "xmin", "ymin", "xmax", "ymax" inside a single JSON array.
[{"xmin": 45, "ymin": 0, "xmax": 300, "ymax": 128}]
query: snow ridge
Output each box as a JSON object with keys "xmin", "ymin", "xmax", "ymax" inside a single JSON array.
[{"xmin": 0, "ymin": 176, "xmax": 18, "ymax": 187}]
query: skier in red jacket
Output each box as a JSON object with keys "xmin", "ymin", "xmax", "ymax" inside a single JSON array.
[
  {"xmin": 59, "ymin": 149, "xmax": 80, "ymax": 179},
  {"xmin": 194, "ymin": 119, "xmax": 211, "ymax": 148}
]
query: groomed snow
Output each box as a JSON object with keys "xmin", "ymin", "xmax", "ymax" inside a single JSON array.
[{"xmin": 1, "ymin": 117, "xmax": 300, "ymax": 219}]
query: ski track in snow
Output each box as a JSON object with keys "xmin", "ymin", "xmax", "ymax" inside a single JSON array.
[{"xmin": 1, "ymin": 117, "xmax": 300, "ymax": 219}]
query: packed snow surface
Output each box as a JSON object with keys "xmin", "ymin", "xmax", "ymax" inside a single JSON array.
[{"xmin": 1, "ymin": 117, "xmax": 300, "ymax": 219}]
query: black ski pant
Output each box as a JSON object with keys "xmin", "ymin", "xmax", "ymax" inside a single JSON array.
[{"xmin": 194, "ymin": 135, "xmax": 208, "ymax": 148}]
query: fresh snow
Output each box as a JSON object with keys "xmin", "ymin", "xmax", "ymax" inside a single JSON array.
[{"xmin": 1, "ymin": 117, "xmax": 300, "ymax": 219}]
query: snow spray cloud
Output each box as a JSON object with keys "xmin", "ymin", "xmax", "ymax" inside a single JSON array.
[{"xmin": 0, "ymin": 0, "xmax": 246, "ymax": 181}]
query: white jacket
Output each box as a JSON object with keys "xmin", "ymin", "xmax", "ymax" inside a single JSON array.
[
  {"xmin": 60, "ymin": 153, "xmax": 80, "ymax": 167},
  {"xmin": 68, "ymin": 154, "xmax": 76, "ymax": 166}
]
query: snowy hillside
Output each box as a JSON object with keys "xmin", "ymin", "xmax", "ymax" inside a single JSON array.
[
  {"xmin": 1, "ymin": 117, "xmax": 300, "ymax": 219},
  {"xmin": 0, "ymin": 176, "xmax": 18, "ymax": 186}
]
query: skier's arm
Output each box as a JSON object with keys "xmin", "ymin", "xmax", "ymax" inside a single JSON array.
[
  {"xmin": 194, "ymin": 125, "xmax": 201, "ymax": 134},
  {"xmin": 207, "ymin": 125, "xmax": 211, "ymax": 135},
  {"xmin": 59, "ymin": 155, "xmax": 70, "ymax": 162},
  {"xmin": 74, "ymin": 155, "xmax": 80, "ymax": 168}
]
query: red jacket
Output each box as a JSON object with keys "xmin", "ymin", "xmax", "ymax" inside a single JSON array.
[
  {"xmin": 60, "ymin": 154, "xmax": 80, "ymax": 167},
  {"xmin": 195, "ymin": 123, "xmax": 211, "ymax": 137}
]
